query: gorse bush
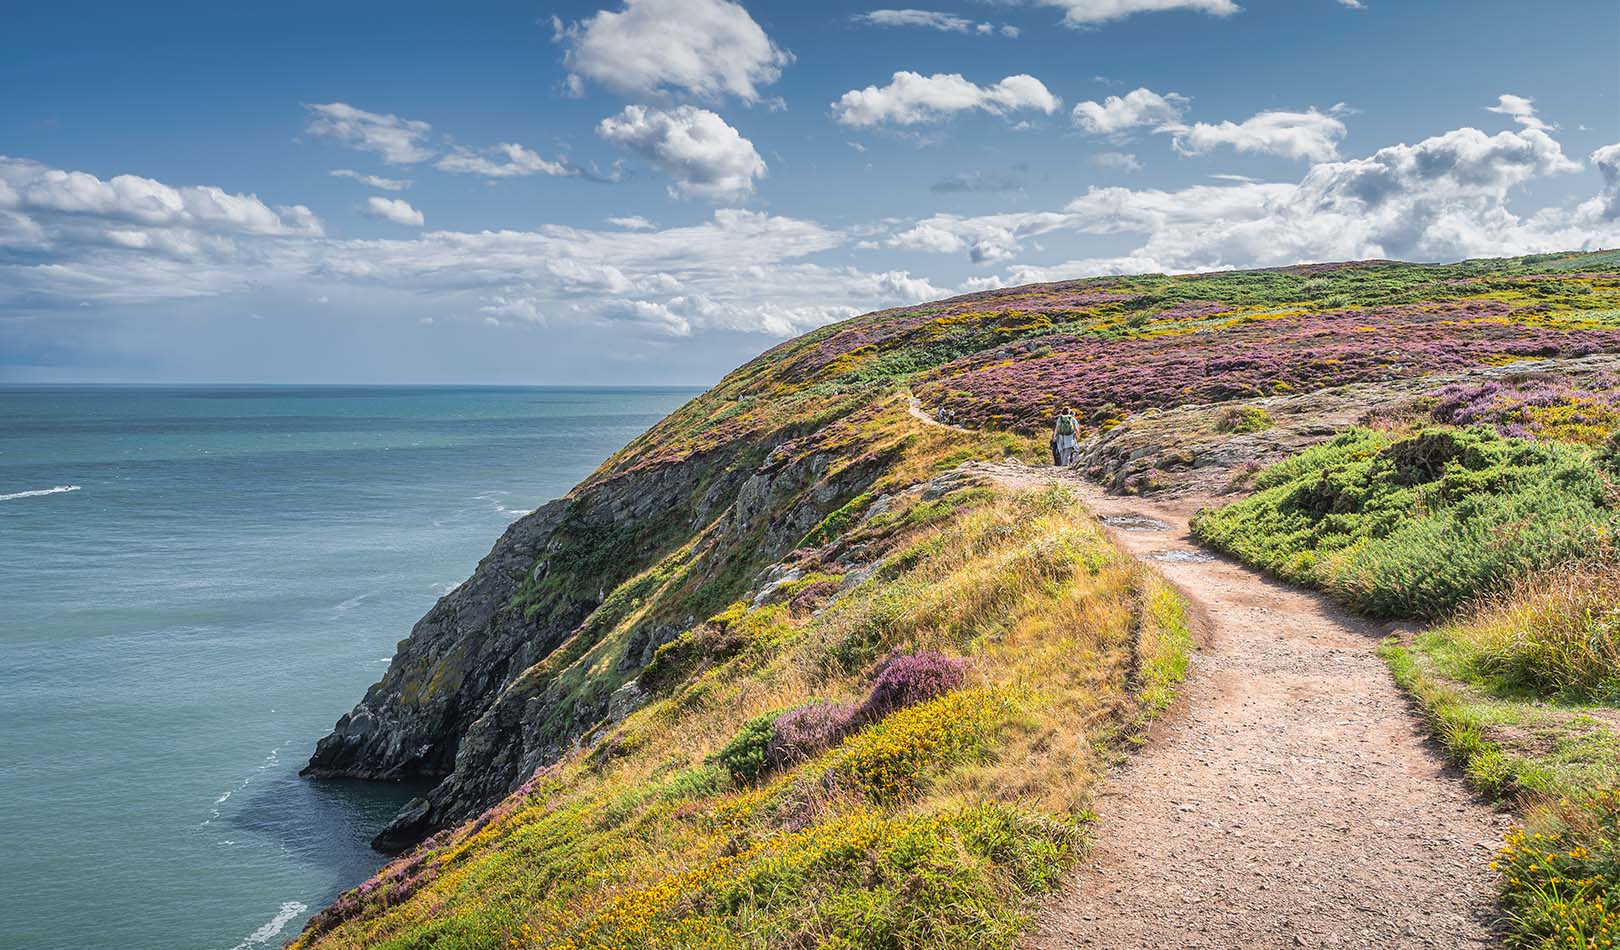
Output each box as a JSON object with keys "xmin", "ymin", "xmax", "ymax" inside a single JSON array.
[
  {"xmin": 832, "ymin": 688, "xmax": 1009, "ymax": 804},
  {"xmin": 1215, "ymin": 404, "xmax": 1273, "ymax": 434},
  {"xmin": 1497, "ymin": 791, "xmax": 1620, "ymax": 949},
  {"xmin": 1193, "ymin": 427, "xmax": 1617, "ymax": 619},
  {"xmin": 715, "ymin": 710, "xmax": 782, "ymax": 783}
]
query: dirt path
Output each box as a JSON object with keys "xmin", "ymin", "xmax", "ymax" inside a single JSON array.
[
  {"xmin": 963, "ymin": 461, "xmax": 1512, "ymax": 949},
  {"xmin": 908, "ymin": 393, "xmax": 973, "ymax": 433}
]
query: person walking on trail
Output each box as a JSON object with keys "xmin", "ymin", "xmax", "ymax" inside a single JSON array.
[{"xmin": 1052, "ymin": 407, "xmax": 1080, "ymax": 467}]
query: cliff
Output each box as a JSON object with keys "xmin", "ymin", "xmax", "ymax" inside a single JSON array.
[
  {"xmin": 294, "ymin": 251, "xmax": 1620, "ymax": 949},
  {"xmin": 304, "ymin": 251, "xmax": 1620, "ymax": 858}
]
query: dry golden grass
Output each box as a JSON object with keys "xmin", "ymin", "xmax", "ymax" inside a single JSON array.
[
  {"xmin": 1448, "ymin": 560, "xmax": 1620, "ymax": 703},
  {"xmin": 295, "ymin": 481, "xmax": 1193, "ymax": 950}
]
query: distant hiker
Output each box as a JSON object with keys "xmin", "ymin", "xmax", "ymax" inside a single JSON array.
[{"xmin": 1051, "ymin": 407, "xmax": 1080, "ymax": 467}]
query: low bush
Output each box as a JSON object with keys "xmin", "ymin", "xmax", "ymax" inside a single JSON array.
[
  {"xmin": 1193, "ymin": 427, "xmax": 1616, "ymax": 619},
  {"xmin": 766, "ymin": 701, "xmax": 856, "ymax": 771},
  {"xmin": 833, "ymin": 688, "xmax": 1009, "ymax": 803},
  {"xmin": 1497, "ymin": 792, "xmax": 1620, "ymax": 948},
  {"xmin": 752, "ymin": 650, "xmax": 972, "ymax": 779},
  {"xmin": 1215, "ymin": 404, "xmax": 1273, "ymax": 433},
  {"xmin": 716, "ymin": 710, "xmax": 783, "ymax": 783},
  {"xmin": 858, "ymin": 649, "xmax": 970, "ymax": 719}
]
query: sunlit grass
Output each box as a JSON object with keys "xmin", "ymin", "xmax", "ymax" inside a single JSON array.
[{"xmin": 294, "ymin": 482, "xmax": 1193, "ymax": 950}]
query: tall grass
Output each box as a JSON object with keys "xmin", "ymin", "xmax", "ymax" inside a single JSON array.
[{"xmin": 1448, "ymin": 562, "xmax": 1620, "ymax": 704}]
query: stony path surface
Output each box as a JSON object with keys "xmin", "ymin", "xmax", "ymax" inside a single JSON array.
[{"xmin": 966, "ymin": 462, "xmax": 1512, "ymax": 949}]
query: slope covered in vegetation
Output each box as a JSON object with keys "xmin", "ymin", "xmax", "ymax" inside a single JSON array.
[
  {"xmin": 301, "ymin": 251, "xmax": 1620, "ymax": 948},
  {"xmin": 295, "ymin": 477, "xmax": 1190, "ymax": 948},
  {"xmin": 1192, "ymin": 352, "xmax": 1620, "ymax": 947}
]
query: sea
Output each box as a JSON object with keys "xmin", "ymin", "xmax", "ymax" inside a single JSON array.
[{"xmin": 0, "ymin": 385, "xmax": 701, "ymax": 950}]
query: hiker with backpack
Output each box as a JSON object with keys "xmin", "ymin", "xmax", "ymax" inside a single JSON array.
[{"xmin": 1051, "ymin": 406, "xmax": 1080, "ymax": 467}]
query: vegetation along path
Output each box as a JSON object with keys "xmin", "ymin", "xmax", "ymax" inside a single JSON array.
[{"xmin": 977, "ymin": 462, "xmax": 1514, "ymax": 949}]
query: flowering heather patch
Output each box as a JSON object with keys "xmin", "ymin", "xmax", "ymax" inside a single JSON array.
[
  {"xmin": 797, "ymin": 309, "xmax": 944, "ymax": 374},
  {"xmin": 750, "ymin": 651, "xmax": 971, "ymax": 776},
  {"xmin": 858, "ymin": 649, "xmax": 971, "ymax": 719},
  {"xmin": 1429, "ymin": 377, "xmax": 1620, "ymax": 445},
  {"xmin": 765, "ymin": 700, "xmax": 857, "ymax": 770},
  {"xmin": 1140, "ymin": 300, "xmax": 1239, "ymax": 324},
  {"xmin": 917, "ymin": 303, "xmax": 1620, "ymax": 431}
]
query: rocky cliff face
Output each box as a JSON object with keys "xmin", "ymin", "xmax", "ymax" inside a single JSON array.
[{"xmin": 304, "ymin": 378, "xmax": 894, "ymax": 851}]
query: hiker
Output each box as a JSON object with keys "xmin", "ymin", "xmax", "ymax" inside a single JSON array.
[{"xmin": 1051, "ymin": 406, "xmax": 1080, "ymax": 466}]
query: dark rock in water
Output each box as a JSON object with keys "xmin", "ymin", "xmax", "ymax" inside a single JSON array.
[{"xmin": 371, "ymin": 796, "xmax": 432, "ymax": 853}]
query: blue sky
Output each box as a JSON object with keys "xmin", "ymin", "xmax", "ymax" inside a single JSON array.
[{"xmin": 3, "ymin": 0, "xmax": 1618, "ymax": 384}]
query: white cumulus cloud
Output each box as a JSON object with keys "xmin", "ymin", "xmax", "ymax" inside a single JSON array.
[
  {"xmin": 330, "ymin": 169, "xmax": 411, "ymax": 191},
  {"xmin": 362, "ymin": 196, "xmax": 425, "ymax": 226},
  {"xmin": 597, "ymin": 105, "xmax": 766, "ymax": 202},
  {"xmin": 0, "ymin": 156, "xmax": 322, "ymax": 238},
  {"xmin": 891, "ymin": 124, "xmax": 1603, "ymax": 273},
  {"xmin": 435, "ymin": 143, "xmax": 576, "ymax": 178},
  {"xmin": 1169, "ymin": 107, "xmax": 1348, "ymax": 161},
  {"xmin": 304, "ymin": 102, "xmax": 435, "ymax": 165},
  {"xmin": 852, "ymin": 9, "xmax": 1019, "ymax": 36},
  {"xmin": 1092, "ymin": 151, "xmax": 1144, "ymax": 172},
  {"xmin": 556, "ymin": 0, "xmax": 791, "ymax": 103},
  {"xmin": 1071, "ymin": 88, "xmax": 1188, "ymax": 136},
  {"xmin": 832, "ymin": 72, "xmax": 1061, "ymax": 128},
  {"xmin": 1578, "ymin": 142, "xmax": 1620, "ymax": 223},
  {"xmin": 1487, "ymin": 94, "xmax": 1552, "ymax": 132}
]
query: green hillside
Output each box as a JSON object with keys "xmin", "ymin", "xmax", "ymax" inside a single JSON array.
[{"xmin": 298, "ymin": 252, "xmax": 1620, "ymax": 949}]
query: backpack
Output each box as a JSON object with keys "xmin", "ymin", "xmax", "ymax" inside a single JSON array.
[{"xmin": 1055, "ymin": 414, "xmax": 1077, "ymax": 436}]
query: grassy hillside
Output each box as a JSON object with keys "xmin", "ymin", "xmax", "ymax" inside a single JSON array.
[
  {"xmin": 300, "ymin": 251, "xmax": 1620, "ymax": 949},
  {"xmin": 296, "ymin": 478, "xmax": 1192, "ymax": 948},
  {"xmin": 1191, "ymin": 357, "xmax": 1620, "ymax": 947}
]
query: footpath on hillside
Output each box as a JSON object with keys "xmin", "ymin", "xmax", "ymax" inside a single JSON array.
[{"xmin": 965, "ymin": 459, "xmax": 1511, "ymax": 949}]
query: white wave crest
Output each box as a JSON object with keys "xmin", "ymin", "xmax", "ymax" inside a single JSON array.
[
  {"xmin": 230, "ymin": 900, "xmax": 307, "ymax": 949},
  {"xmin": 0, "ymin": 485, "xmax": 80, "ymax": 502}
]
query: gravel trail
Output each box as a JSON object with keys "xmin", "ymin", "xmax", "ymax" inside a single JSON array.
[{"xmin": 968, "ymin": 462, "xmax": 1511, "ymax": 949}]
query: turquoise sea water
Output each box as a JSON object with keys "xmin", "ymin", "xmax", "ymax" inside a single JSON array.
[{"xmin": 0, "ymin": 385, "xmax": 700, "ymax": 950}]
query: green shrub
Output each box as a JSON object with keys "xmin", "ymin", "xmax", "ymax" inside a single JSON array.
[
  {"xmin": 1193, "ymin": 427, "xmax": 1616, "ymax": 619},
  {"xmin": 1215, "ymin": 404, "xmax": 1273, "ymax": 433},
  {"xmin": 715, "ymin": 710, "xmax": 783, "ymax": 783},
  {"xmin": 800, "ymin": 493, "xmax": 875, "ymax": 548}
]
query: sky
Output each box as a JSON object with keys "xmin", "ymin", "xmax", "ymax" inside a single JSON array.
[{"xmin": 3, "ymin": 0, "xmax": 1619, "ymax": 384}]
